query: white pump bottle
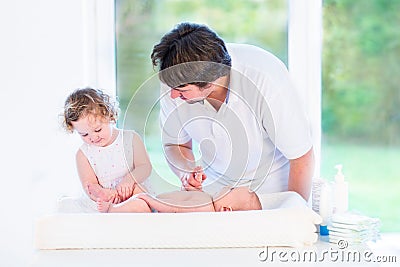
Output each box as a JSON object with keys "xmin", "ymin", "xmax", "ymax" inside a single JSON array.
[{"xmin": 333, "ymin": 164, "xmax": 348, "ymax": 213}]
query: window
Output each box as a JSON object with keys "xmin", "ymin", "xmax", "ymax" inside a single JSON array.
[{"xmin": 321, "ymin": 0, "xmax": 400, "ymax": 232}]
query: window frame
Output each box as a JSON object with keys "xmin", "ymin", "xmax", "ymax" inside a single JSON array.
[
  {"xmin": 82, "ymin": 0, "xmax": 116, "ymax": 97},
  {"xmin": 288, "ymin": 0, "xmax": 322, "ymax": 177}
]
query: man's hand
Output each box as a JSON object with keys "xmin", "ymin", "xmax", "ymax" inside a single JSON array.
[{"xmin": 181, "ymin": 166, "xmax": 206, "ymax": 191}]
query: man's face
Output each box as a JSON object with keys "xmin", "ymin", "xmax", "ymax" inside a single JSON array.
[{"xmin": 170, "ymin": 83, "xmax": 213, "ymax": 104}]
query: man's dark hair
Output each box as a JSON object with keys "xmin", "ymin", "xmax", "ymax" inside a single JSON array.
[{"xmin": 151, "ymin": 22, "xmax": 231, "ymax": 88}]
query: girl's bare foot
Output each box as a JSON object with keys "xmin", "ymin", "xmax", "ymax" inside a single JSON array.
[
  {"xmin": 96, "ymin": 196, "xmax": 152, "ymax": 213},
  {"xmin": 87, "ymin": 184, "xmax": 108, "ymax": 200},
  {"xmin": 96, "ymin": 198, "xmax": 111, "ymax": 213}
]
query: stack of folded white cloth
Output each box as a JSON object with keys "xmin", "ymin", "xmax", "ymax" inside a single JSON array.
[{"xmin": 328, "ymin": 212, "xmax": 381, "ymax": 245}]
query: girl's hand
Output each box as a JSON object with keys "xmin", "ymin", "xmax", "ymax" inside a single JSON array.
[
  {"xmin": 116, "ymin": 173, "xmax": 136, "ymax": 201},
  {"xmin": 87, "ymin": 183, "xmax": 119, "ymax": 203},
  {"xmin": 107, "ymin": 189, "xmax": 122, "ymax": 204}
]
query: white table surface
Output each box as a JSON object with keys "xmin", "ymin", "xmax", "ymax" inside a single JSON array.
[{"xmin": 30, "ymin": 234, "xmax": 399, "ymax": 267}]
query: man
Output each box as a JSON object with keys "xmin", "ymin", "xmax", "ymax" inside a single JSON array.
[{"xmin": 151, "ymin": 22, "xmax": 314, "ymax": 208}]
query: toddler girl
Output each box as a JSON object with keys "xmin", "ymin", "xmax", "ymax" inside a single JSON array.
[{"xmin": 62, "ymin": 87, "xmax": 152, "ymax": 212}]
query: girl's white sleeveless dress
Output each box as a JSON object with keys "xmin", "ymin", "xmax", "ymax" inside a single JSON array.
[{"xmin": 58, "ymin": 129, "xmax": 154, "ymax": 213}]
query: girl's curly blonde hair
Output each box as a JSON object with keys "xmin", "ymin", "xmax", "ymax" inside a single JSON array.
[{"xmin": 62, "ymin": 88, "xmax": 119, "ymax": 133}]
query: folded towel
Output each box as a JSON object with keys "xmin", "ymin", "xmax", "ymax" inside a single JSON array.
[{"xmin": 257, "ymin": 191, "xmax": 308, "ymax": 209}]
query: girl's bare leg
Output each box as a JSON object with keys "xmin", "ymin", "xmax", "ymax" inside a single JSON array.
[
  {"xmin": 96, "ymin": 197, "xmax": 151, "ymax": 213},
  {"xmin": 132, "ymin": 183, "xmax": 146, "ymax": 195},
  {"xmin": 137, "ymin": 191, "xmax": 215, "ymax": 213}
]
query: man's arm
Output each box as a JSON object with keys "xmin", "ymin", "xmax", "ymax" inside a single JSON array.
[
  {"xmin": 164, "ymin": 140, "xmax": 195, "ymax": 175},
  {"xmin": 288, "ymin": 147, "xmax": 315, "ymax": 201},
  {"xmin": 164, "ymin": 140, "xmax": 205, "ymax": 190}
]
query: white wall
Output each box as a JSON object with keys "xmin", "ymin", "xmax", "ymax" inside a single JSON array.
[{"xmin": 0, "ymin": 1, "xmax": 90, "ymax": 266}]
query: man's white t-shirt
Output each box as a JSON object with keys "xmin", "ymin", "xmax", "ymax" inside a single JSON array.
[{"xmin": 159, "ymin": 43, "xmax": 312, "ymax": 196}]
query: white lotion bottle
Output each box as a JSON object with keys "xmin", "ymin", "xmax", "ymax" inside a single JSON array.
[
  {"xmin": 333, "ymin": 164, "xmax": 349, "ymax": 213},
  {"xmin": 319, "ymin": 181, "xmax": 333, "ymax": 235}
]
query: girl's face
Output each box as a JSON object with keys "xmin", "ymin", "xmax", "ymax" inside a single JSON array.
[{"xmin": 71, "ymin": 114, "xmax": 115, "ymax": 147}]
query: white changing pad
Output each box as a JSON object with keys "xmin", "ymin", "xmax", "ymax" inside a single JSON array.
[{"xmin": 35, "ymin": 192, "xmax": 322, "ymax": 249}]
